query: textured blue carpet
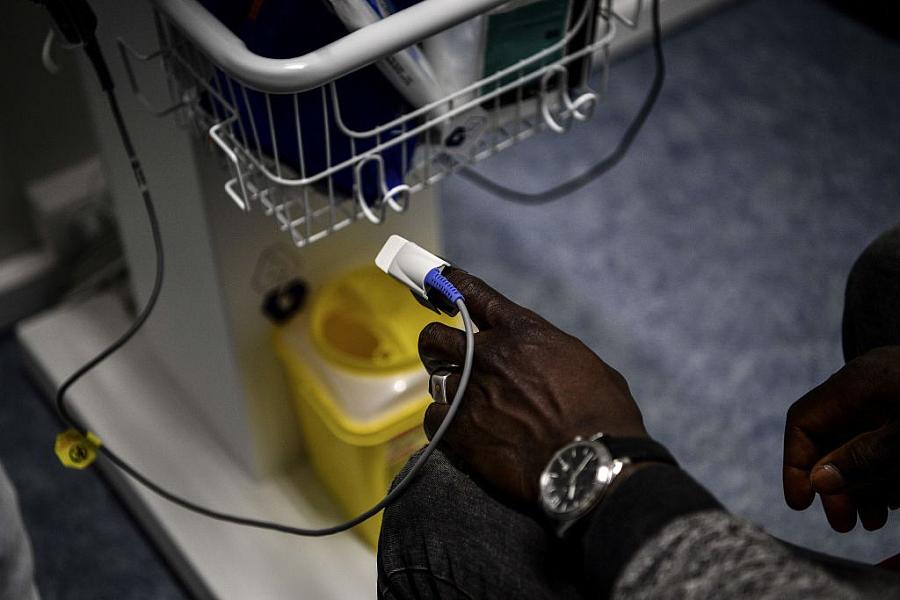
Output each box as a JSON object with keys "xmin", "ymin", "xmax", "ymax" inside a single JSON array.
[
  {"xmin": 442, "ymin": 0, "xmax": 900, "ymax": 563},
  {"xmin": 0, "ymin": 0, "xmax": 898, "ymax": 597},
  {"xmin": 0, "ymin": 334, "xmax": 186, "ymax": 599}
]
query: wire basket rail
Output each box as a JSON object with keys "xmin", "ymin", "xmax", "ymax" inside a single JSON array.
[{"xmin": 121, "ymin": 0, "xmax": 639, "ymax": 248}]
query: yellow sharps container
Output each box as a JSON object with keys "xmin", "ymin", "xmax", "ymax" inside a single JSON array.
[{"xmin": 274, "ymin": 265, "xmax": 457, "ymax": 549}]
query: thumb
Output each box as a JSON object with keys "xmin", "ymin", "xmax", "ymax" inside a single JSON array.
[
  {"xmin": 423, "ymin": 403, "xmax": 450, "ymax": 440},
  {"xmin": 811, "ymin": 422, "xmax": 900, "ymax": 495}
]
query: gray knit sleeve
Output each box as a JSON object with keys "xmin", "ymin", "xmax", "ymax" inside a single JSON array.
[
  {"xmin": 613, "ymin": 510, "xmax": 858, "ymax": 600},
  {"xmin": 578, "ymin": 464, "xmax": 895, "ymax": 599}
]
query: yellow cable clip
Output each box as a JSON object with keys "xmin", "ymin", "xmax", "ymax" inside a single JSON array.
[{"xmin": 55, "ymin": 429, "xmax": 102, "ymax": 470}]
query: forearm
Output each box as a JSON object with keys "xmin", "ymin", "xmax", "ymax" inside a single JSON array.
[{"xmin": 581, "ymin": 465, "xmax": 860, "ymax": 599}]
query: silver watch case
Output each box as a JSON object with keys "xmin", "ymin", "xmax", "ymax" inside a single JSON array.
[{"xmin": 538, "ymin": 436, "xmax": 628, "ymax": 526}]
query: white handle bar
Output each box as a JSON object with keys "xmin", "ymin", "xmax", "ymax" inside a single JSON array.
[{"xmin": 155, "ymin": 0, "xmax": 512, "ymax": 93}]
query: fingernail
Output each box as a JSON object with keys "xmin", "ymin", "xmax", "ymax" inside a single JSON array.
[{"xmin": 811, "ymin": 464, "xmax": 845, "ymax": 493}]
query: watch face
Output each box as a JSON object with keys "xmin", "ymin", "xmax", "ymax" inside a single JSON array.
[{"xmin": 540, "ymin": 441, "xmax": 614, "ymax": 519}]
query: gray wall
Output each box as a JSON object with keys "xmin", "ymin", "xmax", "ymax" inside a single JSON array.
[{"xmin": 0, "ymin": 1, "xmax": 99, "ymax": 256}]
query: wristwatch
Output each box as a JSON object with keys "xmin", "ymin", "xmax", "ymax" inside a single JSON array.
[{"xmin": 538, "ymin": 433, "xmax": 677, "ymax": 535}]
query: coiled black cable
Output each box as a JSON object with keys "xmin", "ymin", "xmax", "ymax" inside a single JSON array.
[{"xmin": 459, "ymin": 0, "xmax": 665, "ymax": 204}]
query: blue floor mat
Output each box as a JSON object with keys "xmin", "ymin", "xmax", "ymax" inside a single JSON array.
[
  {"xmin": 0, "ymin": 334, "xmax": 186, "ymax": 599},
  {"xmin": 441, "ymin": 0, "xmax": 900, "ymax": 563}
]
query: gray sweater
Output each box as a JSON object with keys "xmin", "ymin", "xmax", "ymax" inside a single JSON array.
[
  {"xmin": 582, "ymin": 464, "xmax": 900, "ymax": 600},
  {"xmin": 615, "ymin": 511, "xmax": 857, "ymax": 599}
]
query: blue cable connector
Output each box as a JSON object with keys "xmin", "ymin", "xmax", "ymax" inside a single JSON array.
[{"xmin": 424, "ymin": 268, "xmax": 463, "ymax": 304}]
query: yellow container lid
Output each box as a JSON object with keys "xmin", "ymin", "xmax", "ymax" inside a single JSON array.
[{"xmin": 309, "ymin": 265, "xmax": 455, "ymax": 375}]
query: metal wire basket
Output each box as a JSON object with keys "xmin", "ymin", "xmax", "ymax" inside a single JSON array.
[{"xmin": 121, "ymin": 0, "xmax": 638, "ymax": 248}]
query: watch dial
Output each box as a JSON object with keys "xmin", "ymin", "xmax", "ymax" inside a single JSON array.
[{"xmin": 540, "ymin": 442, "xmax": 612, "ymax": 517}]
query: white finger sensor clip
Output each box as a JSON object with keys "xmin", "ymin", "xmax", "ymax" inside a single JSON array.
[{"xmin": 375, "ymin": 235, "xmax": 456, "ymax": 315}]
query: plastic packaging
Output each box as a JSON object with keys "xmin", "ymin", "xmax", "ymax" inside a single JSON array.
[
  {"xmin": 481, "ymin": 0, "xmax": 573, "ymax": 104},
  {"xmin": 378, "ymin": 0, "xmax": 491, "ymax": 154},
  {"xmin": 325, "ymin": 0, "xmax": 444, "ymax": 112},
  {"xmin": 422, "ymin": 18, "xmax": 485, "ymax": 103},
  {"xmin": 199, "ymin": 0, "xmax": 415, "ymax": 204}
]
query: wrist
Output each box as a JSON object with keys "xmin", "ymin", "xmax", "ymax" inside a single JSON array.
[
  {"xmin": 538, "ymin": 435, "xmax": 676, "ymax": 536},
  {"xmin": 607, "ymin": 461, "xmax": 664, "ymax": 496},
  {"xmin": 558, "ymin": 461, "xmax": 667, "ymax": 539},
  {"xmin": 578, "ymin": 464, "xmax": 724, "ymax": 597}
]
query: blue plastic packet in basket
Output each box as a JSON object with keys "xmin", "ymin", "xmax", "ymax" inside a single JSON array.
[{"xmin": 198, "ymin": 0, "xmax": 417, "ymax": 206}]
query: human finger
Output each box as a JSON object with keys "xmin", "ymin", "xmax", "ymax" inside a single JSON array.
[
  {"xmin": 783, "ymin": 422, "xmax": 818, "ymax": 510},
  {"xmin": 418, "ymin": 322, "xmax": 467, "ymax": 373},
  {"xmin": 423, "ymin": 379, "xmax": 484, "ymax": 441},
  {"xmin": 424, "ymin": 402, "xmax": 450, "ymax": 440},
  {"xmin": 809, "ymin": 422, "xmax": 900, "ymax": 496},
  {"xmin": 885, "ymin": 485, "xmax": 900, "ymax": 510},
  {"xmin": 887, "ymin": 491, "xmax": 900, "ymax": 510},
  {"xmin": 782, "ymin": 360, "xmax": 895, "ymax": 509},
  {"xmin": 856, "ymin": 496, "xmax": 889, "ymax": 531},
  {"xmin": 442, "ymin": 267, "xmax": 518, "ymax": 330},
  {"xmin": 786, "ymin": 351, "xmax": 900, "ymax": 441},
  {"xmin": 821, "ymin": 493, "xmax": 857, "ymax": 533}
]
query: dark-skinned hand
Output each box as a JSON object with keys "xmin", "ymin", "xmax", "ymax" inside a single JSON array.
[
  {"xmin": 783, "ymin": 346, "xmax": 900, "ymax": 532},
  {"xmin": 418, "ymin": 268, "xmax": 648, "ymax": 507}
]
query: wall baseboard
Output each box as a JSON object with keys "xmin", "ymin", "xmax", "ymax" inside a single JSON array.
[{"xmin": 0, "ymin": 248, "xmax": 58, "ymax": 331}]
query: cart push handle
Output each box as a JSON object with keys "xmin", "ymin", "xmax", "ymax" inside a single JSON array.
[{"xmin": 155, "ymin": 0, "xmax": 513, "ymax": 94}]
